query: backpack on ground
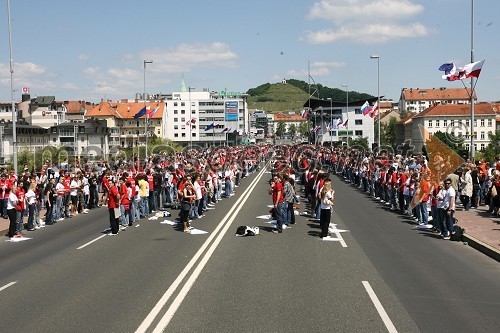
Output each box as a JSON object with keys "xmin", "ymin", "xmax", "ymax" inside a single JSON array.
[
  {"xmin": 235, "ymin": 226, "xmax": 259, "ymax": 237},
  {"xmin": 450, "ymin": 225, "xmax": 465, "ymax": 242}
]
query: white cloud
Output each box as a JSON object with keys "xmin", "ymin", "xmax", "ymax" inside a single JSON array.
[
  {"xmin": 308, "ymin": 0, "xmax": 424, "ymax": 23},
  {"xmin": 306, "ymin": 22, "xmax": 429, "ymax": 44},
  {"xmin": 77, "ymin": 54, "xmax": 89, "ymax": 62},
  {"xmin": 304, "ymin": 0, "xmax": 429, "ymax": 44},
  {"xmin": 285, "ymin": 61, "xmax": 346, "ymax": 78},
  {"xmin": 141, "ymin": 42, "xmax": 239, "ymax": 73}
]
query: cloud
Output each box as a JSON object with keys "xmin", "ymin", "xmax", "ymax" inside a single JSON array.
[
  {"xmin": 304, "ymin": 0, "xmax": 429, "ymax": 44},
  {"xmin": 140, "ymin": 42, "xmax": 239, "ymax": 73},
  {"xmin": 306, "ymin": 22, "xmax": 429, "ymax": 44},
  {"xmin": 78, "ymin": 54, "xmax": 90, "ymax": 62},
  {"xmin": 285, "ymin": 61, "xmax": 346, "ymax": 78}
]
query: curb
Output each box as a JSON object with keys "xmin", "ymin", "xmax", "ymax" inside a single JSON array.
[{"xmin": 463, "ymin": 233, "xmax": 500, "ymax": 262}]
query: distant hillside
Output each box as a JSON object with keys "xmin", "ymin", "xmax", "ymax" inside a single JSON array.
[{"xmin": 246, "ymin": 79, "xmax": 374, "ymax": 113}]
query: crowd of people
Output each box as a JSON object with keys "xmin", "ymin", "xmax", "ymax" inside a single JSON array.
[
  {"xmin": 1, "ymin": 145, "xmax": 272, "ymax": 238},
  {"xmin": 2, "ymin": 142, "xmax": 500, "ymax": 240},
  {"xmin": 265, "ymin": 143, "xmax": 500, "ymax": 240}
]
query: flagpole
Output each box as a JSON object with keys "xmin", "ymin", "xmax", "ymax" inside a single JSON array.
[
  {"xmin": 143, "ymin": 60, "xmax": 153, "ymax": 162},
  {"xmin": 8, "ymin": 0, "xmax": 17, "ymax": 172},
  {"xmin": 470, "ymin": 0, "xmax": 475, "ymax": 161},
  {"xmin": 212, "ymin": 125, "xmax": 215, "ymax": 147}
]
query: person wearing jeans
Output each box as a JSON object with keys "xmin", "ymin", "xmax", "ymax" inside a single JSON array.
[{"xmin": 442, "ymin": 179, "xmax": 456, "ymax": 239}]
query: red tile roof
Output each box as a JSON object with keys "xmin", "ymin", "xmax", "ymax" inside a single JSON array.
[
  {"xmin": 412, "ymin": 102, "xmax": 496, "ymax": 119},
  {"xmin": 274, "ymin": 113, "xmax": 306, "ymax": 121},
  {"xmin": 62, "ymin": 101, "xmax": 95, "ymax": 114},
  {"xmin": 401, "ymin": 87, "xmax": 476, "ymax": 101},
  {"xmin": 86, "ymin": 101, "xmax": 164, "ymax": 119}
]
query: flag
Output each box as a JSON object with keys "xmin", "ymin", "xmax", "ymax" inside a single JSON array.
[
  {"xmin": 311, "ymin": 125, "xmax": 321, "ymax": 133},
  {"xmin": 233, "ymin": 129, "xmax": 238, "ymax": 135},
  {"xmin": 361, "ymin": 101, "xmax": 371, "ymax": 116},
  {"xmin": 439, "ymin": 60, "xmax": 485, "ymax": 81},
  {"xmin": 369, "ymin": 102, "xmax": 379, "ymax": 118},
  {"xmin": 461, "ymin": 59, "xmax": 485, "ymax": 79},
  {"xmin": 146, "ymin": 106, "xmax": 159, "ymax": 118},
  {"xmin": 301, "ymin": 109, "xmax": 310, "ymax": 118},
  {"xmin": 133, "ymin": 106, "xmax": 147, "ymax": 119},
  {"xmin": 186, "ymin": 117, "xmax": 197, "ymax": 125},
  {"xmin": 335, "ymin": 118, "xmax": 342, "ymax": 128},
  {"xmin": 439, "ymin": 63, "xmax": 461, "ymax": 81},
  {"xmin": 342, "ymin": 118, "xmax": 349, "ymax": 127},
  {"xmin": 204, "ymin": 123, "xmax": 215, "ymax": 131},
  {"xmin": 221, "ymin": 127, "xmax": 229, "ymax": 133}
]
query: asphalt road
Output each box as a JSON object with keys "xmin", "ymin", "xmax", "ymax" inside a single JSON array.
[{"xmin": 0, "ymin": 166, "xmax": 499, "ymax": 333}]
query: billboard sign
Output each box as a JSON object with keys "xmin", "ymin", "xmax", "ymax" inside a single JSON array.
[{"xmin": 225, "ymin": 101, "xmax": 238, "ymax": 121}]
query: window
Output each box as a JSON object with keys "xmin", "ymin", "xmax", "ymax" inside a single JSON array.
[
  {"xmin": 355, "ymin": 130, "xmax": 363, "ymax": 136},
  {"xmin": 174, "ymin": 102, "xmax": 178, "ymax": 107},
  {"xmin": 181, "ymin": 110, "xmax": 185, "ymax": 114},
  {"xmin": 480, "ymin": 119, "xmax": 485, "ymax": 127},
  {"xmin": 174, "ymin": 110, "xmax": 178, "ymax": 114},
  {"xmin": 355, "ymin": 119, "xmax": 363, "ymax": 125},
  {"xmin": 488, "ymin": 119, "xmax": 492, "ymax": 127},
  {"xmin": 474, "ymin": 119, "xmax": 477, "ymax": 127},
  {"xmin": 480, "ymin": 132, "xmax": 485, "ymax": 139},
  {"xmin": 354, "ymin": 108, "xmax": 362, "ymax": 115},
  {"xmin": 443, "ymin": 119, "xmax": 448, "ymax": 127},
  {"xmin": 435, "ymin": 120, "xmax": 440, "ymax": 127},
  {"xmin": 174, "ymin": 118, "xmax": 178, "ymax": 122},
  {"xmin": 428, "ymin": 120, "xmax": 433, "ymax": 128},
  {"xmin": 174, "ymin": 133, "xmax": 178, "ymax": 138},
  {"xmin": 157, "ymin": 129, "xmax": 160, "ymax": 135},
  {"xmin": 181, "ymin": 133, "xmax": 186, "ymax": 137},
  {"xmin": 331, "ymin": 131, "xmax": 337, "ymax": 136},
  {"xmin": 192, "ymin": 133, "xmax": 196, "ymax": 137},
  {"xmin": 480, "ymin": 143, "xmax": 485, "ymax": 151},
  {"xmin": 181, "ymin": 102, "xmax": 185, "ymax": 107},
  {"xmin": 174, "ymin": 125, "xmax": 178, "ymax": 130}
]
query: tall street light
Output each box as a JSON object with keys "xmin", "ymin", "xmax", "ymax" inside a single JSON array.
[
  {"xmin": 188, "ymin": 87, "xmax": 195, "ymax": 149},
  {"xmin": 327, "ymin": 98, "xmax": 332, "ymax": 147},
  {"xmin": 8, "ymin": 0, "xmax": 17, "ymax": 172},
  {"xmin": 370, "ymin": 55, "xmax": 380, "ymax": 150},
  {"xmin": 341, "ymin": 84, "xmax": 349, "ymax": 147},
  {"xmin": 470, "ymin": 0, "xmax": 475, "ymax": 160},
  {"xmin": 143, "ymin": 59, "xmax": 153, "ymax": 161}
]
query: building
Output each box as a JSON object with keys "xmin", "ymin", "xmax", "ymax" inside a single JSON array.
[
  {"xmin": 64, "ymin": 100, "xmax": 95, "ymax": 122},
  {"xmin": 397, "ymin": 103, "xmax": 497, "ymax": 154},
  {"xmin": 304, "ymin": 97, "xmax": 377, "ymax": 146},
  {"xmin": 273, "ymin": 112, "xmax": 307, "ymax": 136},
  {"xmin": 399, "ymin": 87, "xmax": 475, "ymax": 113},
  {"xmin": 0, "ymin": 120, "xmax": 49, "ymax": 164},
  {"xmin": 164, "ymin": 90, "xmax": 249, "ymax": 147},
  {"xmin": 86, "ymin": 100, "xmax": 166, "ymax": 150},
  {"xmin": 48, "ymin": 119, "xmax": 111, "ymax": 159},
  {"xmin": 17, "ymin": 94, "xmax": 68, "ymax": 128}
]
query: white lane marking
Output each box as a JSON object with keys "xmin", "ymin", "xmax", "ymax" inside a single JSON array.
[
  {"xmin": 0, "ymin": 281, "xmax": 17, "ymax": 292},
  {"xmin": 76, "ymin": 234, "xmax": 107, "ymax": 250},
  {"xmin": 152, "ymin": 160, "xmax": 266, "ymax": 332},
  {"xmin": 135, "ymin": 164, "xmax": 269, "ymax": 333},
  {"xmin": 362, "ymin": 281, "xmax": 398, "ymax": 333}
]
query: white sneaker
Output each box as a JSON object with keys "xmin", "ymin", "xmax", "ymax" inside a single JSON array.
[{"xmin": 57, "ymin": 218, "xmax": 65, "ymax": 221}]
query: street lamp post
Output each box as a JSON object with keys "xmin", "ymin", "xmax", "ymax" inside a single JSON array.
[
  {"xmin": 327, "ymin": 98, "xmax": 332, "ymax": 147},
  {"xmin": 8, "ymin": 0, "xmax": 17, "ymax": 172},
  {"xmin": 370, "ymin": 55, "xmax": 380, "ymax": 151},
  {"xmin": 341, "ymin": 84, "xmax": 349, "ymax": 147},
  {"xmin": 188, "ymin": 87, "xmax": 195, "ymax": 150},
  {"xmin": 143, "ymin": 59, "xmax": 153, "ymax": 161},
  {"xmin": 470, "ymin": 0, "xmax": 475, "ymax": 160}
]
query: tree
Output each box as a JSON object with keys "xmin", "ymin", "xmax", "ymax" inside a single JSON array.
[
  {"xmin": 298, "ymin": 121, "xmax": 310, "ymax": 136},
  {"xmin": 289, "ymin": 124, "xmax": 297, "ymax": 137},
  {"xmin": 348, "ymin": 136, "xmax": 369, "ymax": 150},
  {"xmin": 482, "ymin": 130, "xmax": 500, "ymax": 163},
  {"xmin": 275, "ymin": 121, "xmax": 286, "ymax": 138},
  {"xmin": 381, "ymin": 116, "xmax": 398, "ymax": 147},
  {"xmin": 432, "ymin": 131, "xmax": 464, "ymax": 153}
]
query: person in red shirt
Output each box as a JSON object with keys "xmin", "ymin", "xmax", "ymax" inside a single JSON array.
[
  {"xmin": 118, "ymin": 178, "xmax": 131, "ymax": 230},
  {"xmin": 269, "ymin": 174, "xmax": 285, "ymax": 234},
  {"xmin": 107, "ymin": 178, "xmax": 121, "ymax": 235},
  {"xmin": 0, "ymin": 174, "xmax": 12, "ymax": 218},
  {"xmin": 15, "ymin": 183, "xmax": 26, "ymax": 235}
]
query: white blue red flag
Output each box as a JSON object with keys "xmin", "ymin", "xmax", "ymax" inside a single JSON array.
[{"xmin": 361, "ymin": 101, "xmax": 371, "ymax": 116}]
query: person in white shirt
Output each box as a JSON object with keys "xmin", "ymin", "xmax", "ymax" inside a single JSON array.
[
  {"xmin": 7, "ymin": 188, "xmax": 19, "ymax": 237},
  {"xmin": 25, "ymin": 182, "xmax": 38, "ymax": 231},
  {"xmin": 442, "ymin": 179, "xmax": 456, "ymax": 240}
]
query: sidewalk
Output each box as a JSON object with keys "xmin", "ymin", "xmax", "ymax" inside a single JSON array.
[{"xmin": 454, "ymin": 205, "xmax": 500, "ymax": 262}]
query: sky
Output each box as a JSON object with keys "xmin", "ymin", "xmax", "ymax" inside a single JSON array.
[{"xmin": 0, "ymin": 0, "xmax": 498, "ymax": 104}]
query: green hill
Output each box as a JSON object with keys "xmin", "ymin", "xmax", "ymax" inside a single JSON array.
[
  {"xmin": 246, "ymin": 79, "xmax": 374, "ymax": 113},
  {"xmin": 246, "ymin": 82, "xmax": 309, "ymax": 113}
]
